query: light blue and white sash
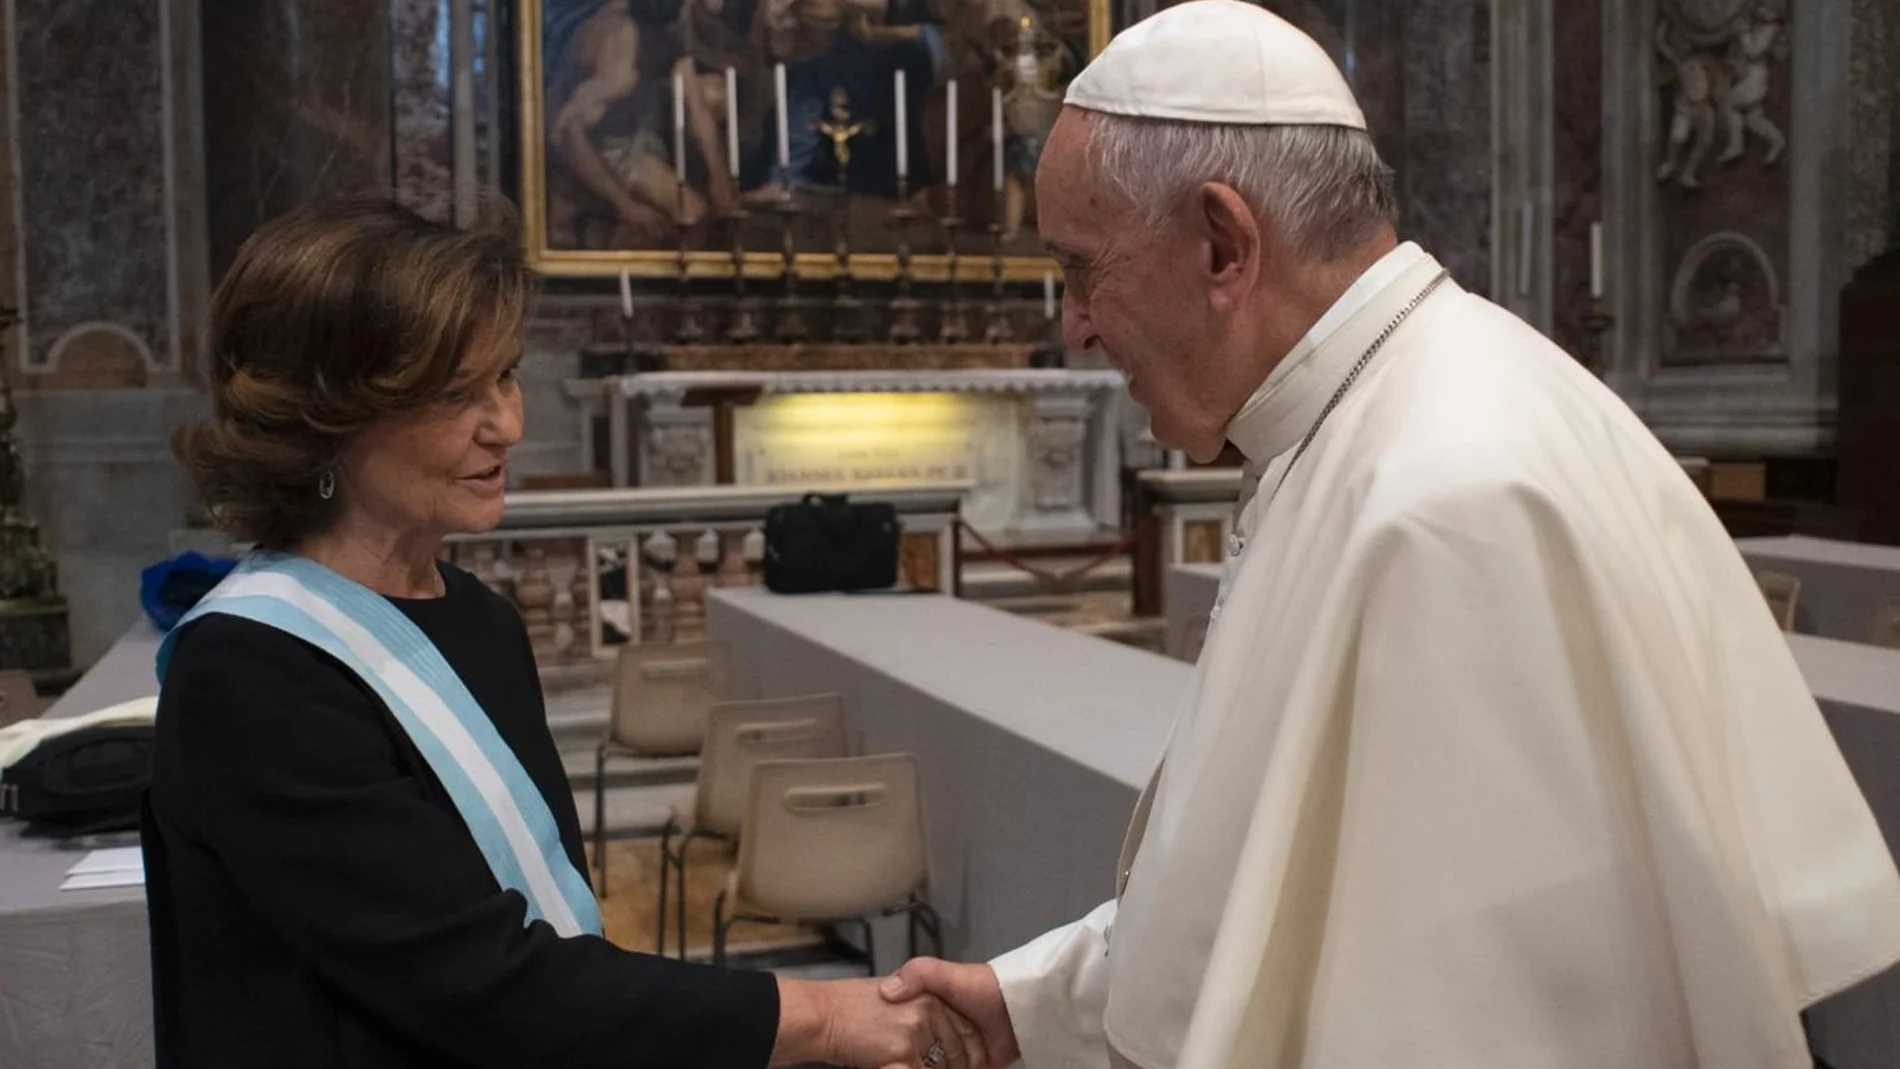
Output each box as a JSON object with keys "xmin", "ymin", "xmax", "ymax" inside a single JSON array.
[{"xmin": 156, "ymin": 552, "xmax": 603, "ymax": 938}]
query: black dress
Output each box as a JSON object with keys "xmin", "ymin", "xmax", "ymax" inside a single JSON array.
[{"xmin": 142, "ymin": 561, "xmax": 778, "ymax": 1069}]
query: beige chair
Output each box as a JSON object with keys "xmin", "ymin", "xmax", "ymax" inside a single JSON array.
[
  {"xmin": 713, "ymin": 754, "xmax": 941, "ymax": 973},
  {"xmin": 593, "ymin": 640, "xmax": 731, "ymax": 895},
  {"xmin": 0, "ymin": 670, "xmax": 38, "ymax": 729},
  {"xmin": 1869, "ymin": 598, "xmax": 1900, "ymax": 650},
  {"xmin": 655, "ymin": 694, "xmax": 849, "ymax": 957},
  {"xmin": 1755, "ymin": 570, "xmax": 1801, "ymax": 633}
]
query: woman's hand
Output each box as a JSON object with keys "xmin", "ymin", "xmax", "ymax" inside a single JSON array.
[{"xmin": 774, "ymin": 977, "xmax": 985, "ymax": 1069}]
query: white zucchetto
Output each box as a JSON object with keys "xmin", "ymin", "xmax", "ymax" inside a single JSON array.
[{"xmin": 1064, "ymin": 0, "xmax": 1367, "ymax": 130}]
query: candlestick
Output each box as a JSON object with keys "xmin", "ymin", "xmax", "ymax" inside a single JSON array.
[
  {"xmin": 774, "ymin": 63, "xmax": 789, "ymax": 174},
  {"xmin": 831, "ymin": 196, "xmax": 863, "ymax": 342},
  {"xmin": 939, "ymin": 186, "xmax": 968, "ymax": 343},
  {"xmin": 725, "ymin": 207, "xmax": 758, "ymax": 343},
  {"xmin": 895, "ymin": 70, "xmax": 908, "ymax": 180},
  {"xmin": 725, "ymin": 67, "xmax": 740, "ymax": 180},
  {"xmin": 983, "ymin": 188, "xmax": 1010, "ymax": 343},
  {"xmin": 773, "ymin": 189, "xmax": 807, "ymax": 342},
  {"xmin": 1589, "ymin": 221, "xmax": 1604, "ymax": 300},
  {"xmin": 991, "ymin": 87, "xmax": 1004, "ymax": 193},
  {"xmin": 673, "ymin": 177, "xmax": 703, "ymax": 344},
  {"xmin": 619, "ymin": 270, "xmax": 634, "ymax": 318},
  {"xmin": 673, "ymin": 71, "xmax": 687, "ymax": 181},
  {"xmin": 887, "ymin": 175, "xmax": 921, "ymax": 343},
  {"xmin": 946, "ymin": 79, "xmax": 958, "ymax": 186},
  {"xmin": 1043, "ymin": 270, "xmax": 1055, "ymax": 320}
]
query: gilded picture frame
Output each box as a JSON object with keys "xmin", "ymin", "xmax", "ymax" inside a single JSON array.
[{"xmin": 518, "ymin": 0, "xmax": 1112, "ymax": 281}]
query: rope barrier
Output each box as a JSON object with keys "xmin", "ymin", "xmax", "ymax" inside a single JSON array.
[{"xmin": 958, "ymin": 522, "xmax": 1138, "ymax": 590}]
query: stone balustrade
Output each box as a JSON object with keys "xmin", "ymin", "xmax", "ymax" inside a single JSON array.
[{"xmin": 444, "ymin": 482, "xmax": 967, "ymax": 688}]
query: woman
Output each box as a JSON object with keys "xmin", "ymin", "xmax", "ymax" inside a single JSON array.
[{"xmin": 143, "ymin": 196, "xmax": 976, "ymax": 1069}]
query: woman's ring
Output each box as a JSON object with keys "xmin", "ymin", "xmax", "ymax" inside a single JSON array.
[{"xmin": 923, "ymin": 1042, "xmax": 948, "ymax": 1068}]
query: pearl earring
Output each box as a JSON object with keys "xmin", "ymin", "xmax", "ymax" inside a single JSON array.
[{"xmin": 318, "ymin": 470, "xmax": 336, "ymax": 500}]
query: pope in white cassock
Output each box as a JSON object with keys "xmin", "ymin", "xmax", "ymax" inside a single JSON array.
[{"xmin": 879, "ymin": 3, "xmax": 1900, "ymax": 1068}]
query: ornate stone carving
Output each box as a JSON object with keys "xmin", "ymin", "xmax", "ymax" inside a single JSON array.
[
  {"xmin": 1664, "ymin": 231, "xmax": 1786, "ymax": 363},
  {"xmin": 516, "ymin": 543, "xmax": 558, "ymax": 658},
  {"xmin": 1655, "ymin": 0, "xmax": 1788, "ymax": 190},
  {"xmin": 643, "ymin": 423, "xmax": 713, "ymax": 487},
  {"xmin": 1029, "ymin": 394, "xmax": 1091, "ymax": 511}
]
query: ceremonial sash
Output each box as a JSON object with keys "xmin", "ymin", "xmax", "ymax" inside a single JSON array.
[{"xmin": 156, "ymin": 552, "xmax": 603, "ymax": 938}]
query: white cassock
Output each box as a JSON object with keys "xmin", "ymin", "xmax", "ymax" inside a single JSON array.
[{"xmin": 991, "ymin": 242, "xmax": 1900, "ymax": 1069}]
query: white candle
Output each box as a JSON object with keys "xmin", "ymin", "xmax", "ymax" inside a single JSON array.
[
  {"xmin": 945, "ymin": 79, "xmax": 958, "ymax": 186},
  {"xmin": 725, "ymin": 67, "xmax": 740, "ymax": 179},
  {"xmin": 1043, "ymin": 271, "xmax": 1056, "ymax": 319},
  {"xmin": 895, "ymin": 69, "xmax": 908, "ymax": 180},
  {"xmin": 619, "ymin": 270, "xmax": 634, "ymax": 318},
  {"xmin": 1589, "ymin": 221, "xmax": 1604, "ymax": 300},
  {"xmin": 991, "ymin": 87, "xmax": 1004, "ymax": 192},
  {"xmin": 672, "ymin": 71, "xmax": 687, "ymax": 179},
  {"xmin": 774, "ymin": 63, "xmax": 789, "ymax": 174}
]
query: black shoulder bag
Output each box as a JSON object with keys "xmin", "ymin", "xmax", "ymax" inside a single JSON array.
[{"xmin": 763, "ymin": 493, "xmax": 901, "ymax": 594}]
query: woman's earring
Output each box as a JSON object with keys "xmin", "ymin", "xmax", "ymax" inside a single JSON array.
[{"xmin": 318, "ymin": 470, "xmax": 336, "ymax": 501}]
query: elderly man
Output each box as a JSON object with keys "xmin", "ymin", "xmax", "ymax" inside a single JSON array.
[{"xmin": 881, "ymin": 3, "xmax": 1900, "ymax": 1068}]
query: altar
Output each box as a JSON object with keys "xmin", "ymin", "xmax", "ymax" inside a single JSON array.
[{"xmin": 567, "ymin": 368, "xmax": 1127, "ymax": 542}]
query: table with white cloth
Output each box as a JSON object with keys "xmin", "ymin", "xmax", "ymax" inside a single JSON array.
[
  {"xmin": 0, "ymin": 620, "xmax": 162, "ymax": 1069},
  {"xmin": 1736, "ymin": 535, "xmax": 1900, "ymax": 642},
  {"xmin": 706, "ymin": 587, "xmax": 1189, "ymax": 968}
]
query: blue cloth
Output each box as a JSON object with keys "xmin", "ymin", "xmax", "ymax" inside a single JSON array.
[
  {"xmin": 157, "ymin": 553, "xmax": 604, "ymax": 939},
  {"xmin": 140, "ymin": 552, "xmax": 239, "ymax": 631}
]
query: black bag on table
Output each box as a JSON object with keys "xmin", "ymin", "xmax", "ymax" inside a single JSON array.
[
  {"xmin": 0, "ymin": 724, "xmax": 153, "ymax": 835},
  {"xmin": 763, "ymin": 493, "xmax": 901, "ymax": 594}
]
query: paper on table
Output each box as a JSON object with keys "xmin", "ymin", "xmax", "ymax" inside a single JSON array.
[
  {"xmin": 60, "ymin": 869, "xmax": 144, "ymax": 891},
  {"xmin": 67, "ymin": 846, "xmax": 144, "ymax": 876}
]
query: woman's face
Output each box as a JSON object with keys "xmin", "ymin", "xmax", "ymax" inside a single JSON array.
[{"xmin": 336, "ymin": 335, "xmax": 525, "ymax": 541}]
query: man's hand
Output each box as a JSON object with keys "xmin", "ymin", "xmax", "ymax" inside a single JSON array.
[
  {"xmin": 775, "ymin": 976, "xmax": 985, "ymax": 1069},
  {"xmin": 881, "ymin": 959, "xmax": 1020, "ymax": 1068}
]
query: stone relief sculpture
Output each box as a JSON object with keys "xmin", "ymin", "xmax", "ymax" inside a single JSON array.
[
  {"xmin": 1664, "ymin": 231, "xmax": 1785, "ymax": 364},
  {"xmin": 1655, "ymin": 0, "xmax": 1788, "ymax": 190}
]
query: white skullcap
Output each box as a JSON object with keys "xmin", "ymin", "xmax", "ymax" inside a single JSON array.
[{"xmin": 1065, "ymin": 0, "xmax": 1366, "ymax": 130}]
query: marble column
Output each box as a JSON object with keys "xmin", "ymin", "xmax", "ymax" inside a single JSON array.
[
  {"xmin": 201, "ymin": 0, "xmax": 393, "ymax": 281},
  {"xmin": 8, "ymin": 0, "xmax": 203, "ymax": 380},
  {"xmin": 1397, "ymin": 0, "xmax": 1493, "ymax": 296},
  {"xmin": 392, "ymin": 0, "xmax": 454, "ymax": 221}
]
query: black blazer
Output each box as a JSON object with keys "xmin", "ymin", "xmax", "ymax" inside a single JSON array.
[{"xmin": 143, "ymin": 562, "xmax": 777, "ymax": 1068}]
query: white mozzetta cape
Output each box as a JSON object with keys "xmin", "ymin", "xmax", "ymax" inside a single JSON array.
[{"xmin": 992, "ymin": 246, "xmax": 1900, "ymax": 1069}]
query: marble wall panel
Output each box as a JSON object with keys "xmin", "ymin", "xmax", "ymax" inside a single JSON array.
[
  {"xmin": 1552, "ymin": 0, "xmax": 1604, "ymax": 360},
  {"xmin": 392, "ymin": 0, "xmax": 455, "ymax": 220},
  {"xmin": 13, "ymin": 0, "xmax": 172, "ymax": 372},
  {"xmin": 1845, "ymin": 0, "xmax": 1893, "ymax": 269},
  {"xmin": 1652, "ymin": 4, "xmax": 1792, "ymax": 368},
  {"xmin": 1398, "ymin": 0, "xmax": 1492, "ymax": 295},
  {"xmin": 202, "ymin": 0, "xmax": 393, "ymax": 281}
]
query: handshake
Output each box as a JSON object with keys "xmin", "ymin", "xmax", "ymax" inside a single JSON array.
[{"xmin": 772, "ymin": 959, "xmax": 1020, "ymax": 1069}]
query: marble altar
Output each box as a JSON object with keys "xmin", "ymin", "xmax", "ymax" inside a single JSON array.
[{"xmin": 567, "ymin": 369, "xmax": 1126, "ymax": 542}]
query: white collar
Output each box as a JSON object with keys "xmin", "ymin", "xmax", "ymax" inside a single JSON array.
[{"xmin": 1224, "ymin": 242, "xmax": 1429, "ymax": 466}]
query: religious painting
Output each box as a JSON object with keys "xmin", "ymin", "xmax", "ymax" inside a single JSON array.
[{"xmin": 518, "ymin": 0, "xmax": 1111, "ymax": 279}]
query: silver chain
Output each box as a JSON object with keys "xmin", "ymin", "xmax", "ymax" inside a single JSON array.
[{"xmin": 1262, "ymin": 268, "xmax": 1452, "ymax": 509}]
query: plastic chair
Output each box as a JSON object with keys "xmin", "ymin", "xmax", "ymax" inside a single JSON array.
[
  {"xmin": 713, "ymin": 754, "xmax": 941, "ymax": 974},
  {"xmin": 592, "ymin": 640, "xmax": 730, "ymax": 896},
  {"xmin": 1755, "ymin": 570, "xmax": 1800, "ymax": 633},
  {"xmin": 655, "ymin": 694, "xmax": 848, "ymax": 957},
  {"xmin": 0, "ymin": 670, "xmax": 38, "ymax": 729}
]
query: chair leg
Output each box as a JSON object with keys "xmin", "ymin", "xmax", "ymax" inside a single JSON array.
[
  {"xmin": 656, "ymin": 819, "xmax": 674, "ymax": 957},
  {"xmin": 592, "ymin": 744, "xmax": 609, "ymax": 896},
  {"xmin": 712, "ymin": 891, "xmax": 728, "ymax": 968},
  {"xmin": 861, "ymin": 918, "xmax": 878, "ymax": 977},
  {"xmin": 917, "ymin": 900, "xmax": 944, "ymax": 958},
  {"xmin": 675, "ymin": 832, "xmax": 694, "ymax": 961}
]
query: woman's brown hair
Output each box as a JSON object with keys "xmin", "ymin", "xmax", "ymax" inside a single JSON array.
[{"xmin": 176, "ymin": 194, "xmax": 532, "ymax": 548}]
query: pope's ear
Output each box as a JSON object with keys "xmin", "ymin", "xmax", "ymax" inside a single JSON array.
[{"xmin": 1199, "ymin": 181, "xmax": 1260, "ymax": 302}]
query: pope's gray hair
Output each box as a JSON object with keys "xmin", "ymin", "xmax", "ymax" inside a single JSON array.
[{"xmin": 1086, "ymin": 116, "xmax": 1398, "ymax": 264}]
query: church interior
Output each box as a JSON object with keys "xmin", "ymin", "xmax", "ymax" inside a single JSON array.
[{"xmin": 3, "ymin": 0, "xmax": 1900, "ymax": 1066}]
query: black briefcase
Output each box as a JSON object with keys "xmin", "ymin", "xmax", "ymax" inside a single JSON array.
[
  {"xmin": 763, "ymin": 493, "xmax": 901, "ymax": 594},
  {"xmin": 0, "ymin": 724, "xmax": 154, "ymax": 835}
]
